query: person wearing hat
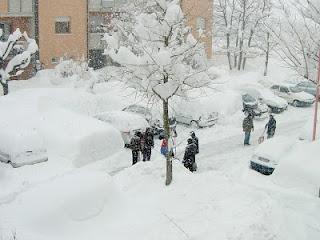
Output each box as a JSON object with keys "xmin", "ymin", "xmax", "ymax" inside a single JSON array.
[
  {"xmin": 265, "ymin": 114, "xmax": 276, "ymax": 139},
  {"xmin": 130, "ymin": 131, "xmax": 142, "ymax": 165},
  {"xmin": 142, "ymin": 127, "xmax": 154, "ymax": 161},
  {"xmin": 183, "ymin": 138, "xmax": 197, "ymax": 172},
  {"xmin": 243, "ymin": 113, "xmax": 254, "ymax": 145},
  {"xmin": 190, "ymin": 131, "xmax": 199, "ymax": 154}
]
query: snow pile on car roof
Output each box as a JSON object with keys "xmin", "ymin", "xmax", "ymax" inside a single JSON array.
[
  {"xmin": 254, "ymin": 136, "xmax": 296, "ymax": 163},
  {"xmin": 40, "ymin": 108, "xmax": 123, "ymax": 167},
  {"xmin": 95, "ymin": 111, "xmax": 149, "ymax": 132},
  {"xmin": 272, "ymin": 140, "xmax": 320, "ymax": 196},
  {"xmin": 0, "ymin": 99, "xmax": 45, "ymax": 157}
]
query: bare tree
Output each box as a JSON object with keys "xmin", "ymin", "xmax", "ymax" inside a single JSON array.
[
  {"xmin": 103, "ymin": 0, "xmax": 210, "ymax": 185},
  {"xmin": 272, "ymin": 0, "xmax": 319, "ymax": 81},
  {"xmin": 214, "ymin": 0, "xmax": 273, "ymax": 71},
  {"xmin": 0, "ymin": 28, "xmax": 38, "ymax": 95}
]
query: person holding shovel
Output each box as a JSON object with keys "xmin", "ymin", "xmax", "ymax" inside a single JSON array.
[{"xmin": 265, "ymin": 114, "xmax": 277, "ymax": 139}]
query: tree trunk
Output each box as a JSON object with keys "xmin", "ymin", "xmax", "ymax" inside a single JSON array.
[
  {"xmin": 238, "ymin": 39, "xmax": 244, "ymax": 71},
  {"xmin": 163, "ymin": 99, "xmax": 172, "ymax": 186},
  {"xmin": 264, "ymin": 32, "xmax": 270, "ymax": 76},
  {"xmin": 234, "ymin": 33, "xmax": 239, "ymax": 68},
  {"xmin": 1, "ymin": 82, "xmax": 8, "ymax": 95},
  {"xmin": 226, "ymin": 33, "xmax": 232, "ymax": 70},
  {"xmin": 242, "ymin": 29, "xmax": 254, "ymax": 70}
]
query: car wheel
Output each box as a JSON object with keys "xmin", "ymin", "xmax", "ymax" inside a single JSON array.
[
  {"xmin": 190, "ymin": 120, "xmax": 199, "ymax": 128},
  {"xmin": 293, "ymin": 100, "xmax": 299, "ymax": 107}
]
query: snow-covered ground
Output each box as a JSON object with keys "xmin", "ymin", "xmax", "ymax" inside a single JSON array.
[{"xmin": 0, "ymin": 59, "xmax": 320, "ymax": 240}]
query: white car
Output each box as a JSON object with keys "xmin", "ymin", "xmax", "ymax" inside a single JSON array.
[
  {"xmin": 172, "ymin": 98, "xmax": 219, "ymax": 128},
  {"xmin": 242, "ymin": 93, "xmax": 269, "ymax": 119},
  {"xmin": 250, "ymin": 136, "xmax": 296, "ymax": 175},
  {"xmin": 270, "ymin": 84, "xmax": 315, "ymax": 107},
  {"xmin": 95, "ymin": 111, "xmax": 149, "ymax": 146},
  {"xmin": 122, "ymin": 104, "xmax": 153, "ymax": 122},
  {"xmin": 244, "ymin": 88, "xmax": 288, "ymax": 113},
  {"xmin": 0, "ymin": 102, "xmax": 48, "ymax": 168}
]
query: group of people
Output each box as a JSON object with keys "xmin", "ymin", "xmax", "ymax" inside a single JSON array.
[
  {"xmin": 130, "ymin": 126, "xmax": 199, "ymax": 173},
  {"xmin": 242, "ymin": 112, "xmax": 277, "ymax": 145},
  {"xmin": 129, "ymin": 127, "xmax": 154, "ymax": 165},
  {"xmin": 129, "ymin": 112, "xmax": 276, "ymax": 168}
]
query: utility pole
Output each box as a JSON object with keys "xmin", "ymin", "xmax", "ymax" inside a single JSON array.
[{"xmin": 312, "ymin": 50, "xmax": 320, "ymax": 141}]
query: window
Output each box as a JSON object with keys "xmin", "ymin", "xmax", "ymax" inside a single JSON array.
[
  {"xmin": 55, "ymin": 17, "xmax": 71, "ymax": 34},
  {"xmin": 51, "ymin": 57, "xmax": 58, "ymax": 64},
  {"xmin": 0, "ymin": 22, "xmax": 11, "ymax": 41},
  {"xmin": 196, "ymin": 17, "xmax": 206, "ymax": 30},
  {"xmin": 8, "ymin": 0, "xmax": 32, "ymax": 13}
]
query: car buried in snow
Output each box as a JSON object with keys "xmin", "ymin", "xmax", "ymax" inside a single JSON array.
[
  {"xmin": 294, "ymin": 81, "xmax": 318, "ymax": 98},
  {"xmin": 172, "ymin": 98, "xmax": 219, "ymax": 128},
  {"xmin": 242, "ymin": 88, "xmax": 288, "ymax": 114},
  {"xmin": 270, "ymin": 84, "xmax": 315, "ymax": 107},
  {"xmin": 250, "ymin": 136, "xmax": 296, "ymax": 175},
  {"xmin": 122, "ymin": 104, "xmax": 163, "ymax": 136},
  {"xmin": 94, "ymin": 111, "xmax": 149, "ymax": 147},
  {"xmin": 242, "ymin": 93, "xmax": 269, "ymax": 119}
]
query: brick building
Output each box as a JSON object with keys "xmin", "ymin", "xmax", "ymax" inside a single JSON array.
[{"xmin": 0, "ymin": 0, "xmax": 213, "ymax": 74}]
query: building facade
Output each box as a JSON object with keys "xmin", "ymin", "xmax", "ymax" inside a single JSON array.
[
  {"xmin": 38, "ymin": 0, "xmax": 88, "ymax": 68},
  {"xmin": 181, "ymin": 0, "xmax": 213, "ymax": 58},
  {"xmin": 0, "ymin": 0, "xmax": 213, "ymax": 73},
  {"xmin": 0, "ymin": 0, "xmax": 35, "ymax": 79}
]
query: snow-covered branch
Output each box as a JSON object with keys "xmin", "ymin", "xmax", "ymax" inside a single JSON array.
[{"xmin": 0, "ymin": 28, "xmax": 38, "ymax": 95}]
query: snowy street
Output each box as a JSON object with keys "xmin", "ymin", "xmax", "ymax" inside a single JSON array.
[{"xmin": 1, "ymin": 0, "xmax": 320, "ymax": 239}]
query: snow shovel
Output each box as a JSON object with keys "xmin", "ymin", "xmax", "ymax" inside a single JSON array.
[{"xmin": 258, "ymin": 129, "xmax": 266, "ymax": 144}]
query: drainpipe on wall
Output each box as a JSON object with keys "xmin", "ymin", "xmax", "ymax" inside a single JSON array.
[
  {"xmin": 33, "ymin": 0, "xmax": 39, "ymax": 61},
  {"xmin": 87, "ymin": 0, "xmax": 89, "ymax": 62}
]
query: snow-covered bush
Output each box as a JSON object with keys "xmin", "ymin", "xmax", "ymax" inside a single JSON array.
[{"xmin": 54, "ymin": 59, "xmax": 102, "ymax": 92}]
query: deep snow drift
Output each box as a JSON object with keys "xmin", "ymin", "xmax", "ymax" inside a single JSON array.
[{"xmin": 0, "ymin": 58, "xmax": 320, "ymax": 240}]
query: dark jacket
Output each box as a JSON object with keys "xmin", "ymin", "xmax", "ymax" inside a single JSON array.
[
  {"xmin": 130, "ymin": 135, "xmax": 141, "ymax": 151},
  {"xmin": 243, "ymin": 116, "xmax": 254, "ymax": 132},
  {"xmin": 183, "ymin": 142, "xmax": 197, "ymax": 164},
  {"xmin": 143, "ymin": 131, "xmax": 154, "ymax": 150},
  {"xmin": 265, "ymin": 117, "xmax": 276, "ymax": 134},
  {"xmin": 191, "ymin": 136, "xmax": 199, "ymax": 154}
]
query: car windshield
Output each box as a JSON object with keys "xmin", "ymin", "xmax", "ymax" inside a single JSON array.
[
  {"xmin": 242, "ymin": 94, "xmax": 256, "ymax": 103},
  {"xmin": 289, "ymin": 87, "xmax": 302, "ymax": 93}
]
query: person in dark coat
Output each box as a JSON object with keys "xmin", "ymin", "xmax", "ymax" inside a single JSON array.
[
  {"xmin": 190, "ymin": 131, "xmax": 199, "ymax": 154},
  {"xmin": 183, "ymin": 138, "xmax": 197, "ymax": 172},
  {"xmin": 130, "ymin": 131, "xmax": 142, "ymax": 165},
  {"xmin": 142, "ymin": 127, "xmax": 154, "ymax": 161},
  {"xmin": 243, "ymin": 113, "xmax": 254, "ymax": 145},
  {"xmin": 265, "ymin": 114, "xmax": 276, "ymax": 139}
]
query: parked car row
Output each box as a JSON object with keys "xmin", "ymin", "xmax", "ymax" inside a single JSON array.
[{"xmin": 270, "ymin": 83, "xmax": 315, "ymax": 107}]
